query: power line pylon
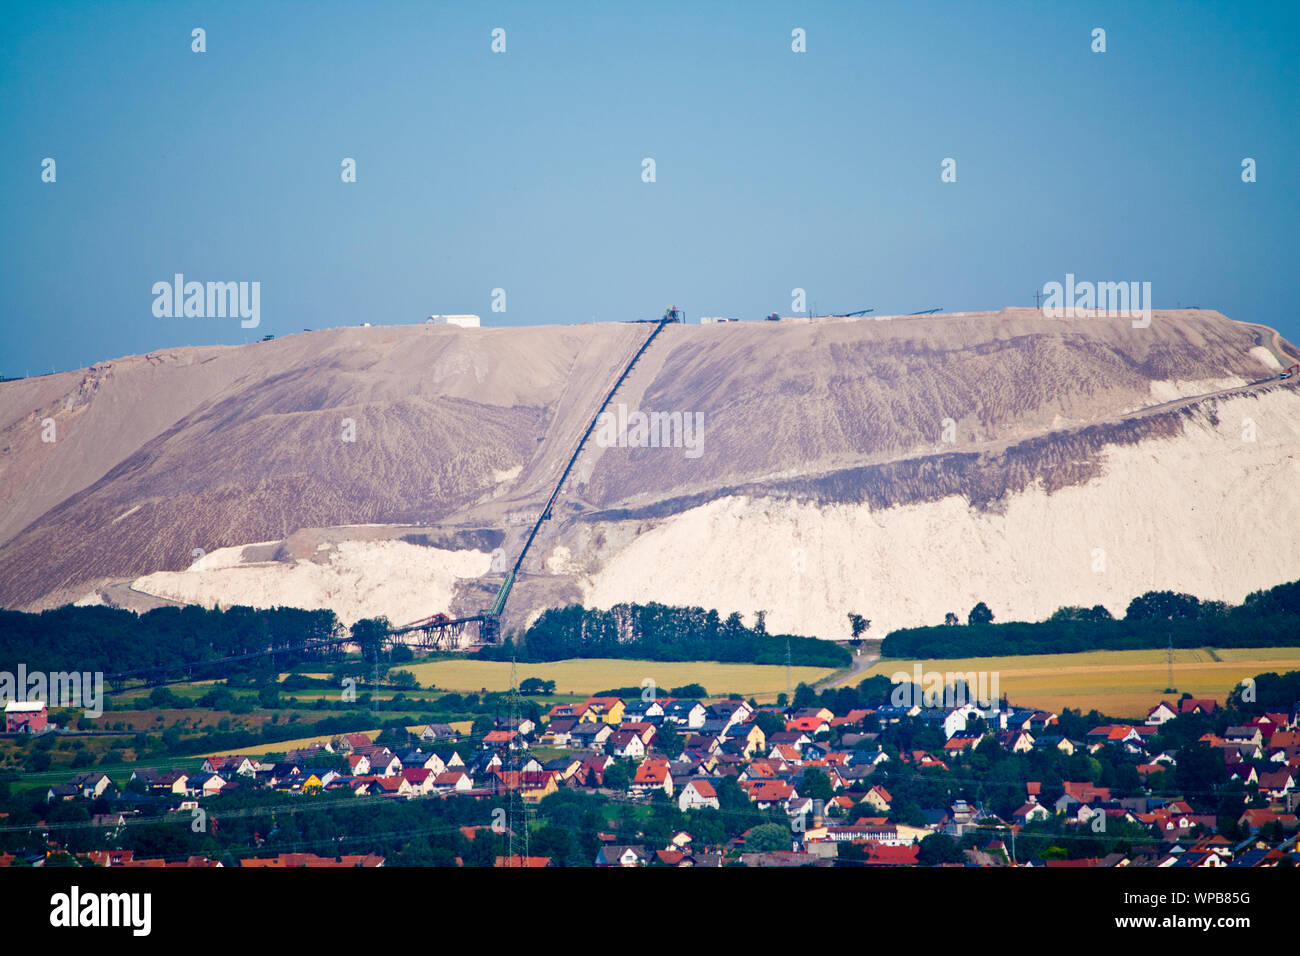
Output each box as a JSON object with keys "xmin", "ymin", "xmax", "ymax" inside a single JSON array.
[{"xmin": 504, "ymin": 649, "xmax": 531, "ymax": 866}]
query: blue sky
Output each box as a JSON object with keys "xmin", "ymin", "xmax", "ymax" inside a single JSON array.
[{"xmin": 2, "ymin": 0, "xmax": 1297, "ymax": 375}]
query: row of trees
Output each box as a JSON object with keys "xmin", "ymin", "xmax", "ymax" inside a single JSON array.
[
  {"xmin": 882, "ymin": 580, "xmax": 1300, "ymax": 658},
  {"xmin": 484, "ymin": 602, "xmax": 850, "ymax": 668},
  {"xmin": 853, "ymin": 602, "xmax": 994, "ymax": 637},
  {"xmin": 0, "ymin": 604, "xmax": 343, "ymax": 677}
]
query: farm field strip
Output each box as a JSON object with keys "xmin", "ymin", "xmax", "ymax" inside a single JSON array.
[
  {"xmin": 404, "ymin": 658, "xmax": 835, "ymax": 698},
  {"xmin": 867, "ymin": 647, "xmax": 1300, "ymax": 718}
]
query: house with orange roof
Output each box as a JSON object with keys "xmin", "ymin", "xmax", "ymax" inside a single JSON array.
[
  {"xmin": 345, "ymin": 753, "xmax": 371, "ymax": 776},
  {"xmin": 678, "ymin": 779, "xmax": 718, "ymax": 811},
  {"xmin": 1061, "ymin": 780, "xmax": 1111, "ymax": 803},
  {"xmin": 944, "ymin": 734, "xmax": 980, "ymax": 754},
  {"xmin": 1087, "ymin": 725, "xmax": 1143, "ymax": 746},
  {"xmin": 861, "ymin": 785, "xmax": 892, "ymax": 813},
  {"xmin": 766, "ymin": 744, "xmax": 802, "ymax": 764},
  {"xmin": 632, "ymin": 758, "xmax": 673, "ymax": 796},
  {"xmin": 740, "ymin": 759, "xmax": 782, "ymax": 781},
  {"xmin": 1000, "ymin": 730, "xmax": 1035, "ymax": 753},
  {"xmin": 494, "ymin": 856, "xmax": 553, "ymax": 867},
  {"xmin": 740, "ymin": 779, "xmax": 797, "ymax": 809},
  {"xmin": 583, "ymin": 696, "xmax": 626, "ymax": 724},
  {"xmin": 862, "ymin": 843, "xmax": 919, "ymax": 865},
  {"xmin": 908, "ymin": 751, "xmax": 949, "ymax": 771},
  {"xmin": 830, "ymin": 708, "xmax": 872, "ymax": 729},
  {"xmin": 828, "ymin": 794, "xmax": 855, "ymax": 814},
  {"xmin": 240, "ymin": 852, "xmax": 383, "ymax": 867},
  {"xmin": 544, "ymin": 701, "xmax": 591, "ymax": 722},
  {"xmin": 787, "ymin": 715, "xmax": 830, "ymax": 736},
  {"xmin": 487, "ymin": 769, "xmax": 558, "ymax": 802},
  {"xmin": 1238, "ymin": 807, "xmax": 1298, "ymax": 831},
  {"xmin": 483, "ymin": 729, "xmax": 520, "ymax": 750},
  {"xmin": 372, "ymin": 776, "xmax": 414, "ymax": 799},
  {"xmin": 1268, "ymin": 729, "xmax": 1300, "ymax": 751},
  {"xmin": 340, "ymin": 732, "xmax": 373, "ymax": 752}
]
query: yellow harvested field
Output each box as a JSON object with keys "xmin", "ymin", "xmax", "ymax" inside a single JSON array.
[
  {"xmin": 207, "ymin": 730, "xmax": 380, "ymax": 758},
  {"xmin": 405, "ymin": 658, "xmax": 834, "ymax": 699},
  {"xmin": 202, "ymin": 722, "xmax": 475, "ymax": 758},
  {"xmin": 868, "ymin": 647, "xmax": 1300, "ymax": 719}
]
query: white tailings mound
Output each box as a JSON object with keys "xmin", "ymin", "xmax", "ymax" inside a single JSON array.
[
  {"xmin": 1146, "ymin": 376, "xmax": 1248, "ymax": 403},
  {"xmin": 132, "ymin": 539, "xmax": 491, "ymax": 626},
  {"xmin": 579, "ymin": 390, "xmax": 1300, "ymax": 638}
]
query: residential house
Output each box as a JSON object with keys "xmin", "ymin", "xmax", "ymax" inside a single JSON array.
[
  {"xmin": 1146, "ymin": 701, "xmax": 1179, "ymax": 726},
  {"xmin": 419, "ymin": 723, "xmax": 459, "ymax": 742},
  {"xmin": 432, "ymin": 771, "xmax": 473, "ymax": 794},
  {"xmin": 861, "ymin": 785, "xmax": 892, "ymax": 813},
  {"xmin": 68, "ymin": 772, "xmax": 113, "ymax": 800},
  {"xmin": 1258, "ymin": 769, "xmax": 1295, "ymax": 800},
  {"xmin": 622, "ymin": 698, "xmax": 666, "ymax": 722},
  {"xmin": 742, "ymin": 779, "xmax": 798, "ymax": 810},
  {"xmin": 4, "ymin": 701, "xmax": 48, "ymax": 733},
  {"xmin": 539, "ymin": 718, "xmax": 578, "ymax": 748},
  {"xmin": 595, "ymin": 845, "xmax": 647, "ymax": 867},
  {"xmin": 608, "ymin": 730, "xmax": 647, "ymax": 760},
  {"xmin": 569, "ymin": 722, "xmax": 613, "ymax": 751},
  {"xmin": 483, "ymin": 729, "xmax": 521, "ymax": 751},
  {"xmin": 632, "ymin": 759, "xmax": 673, "ymax": 796},
  {"xmin": 678, "ymin": 779, "xmax": 720, "ymax": 811},
  {"xmin": 662, "ymin": 700, "xmax": 707, "ymax": 730},
  {"xmin": 584, "ymin": 697, "xmax": 626, "ymax": 725}
]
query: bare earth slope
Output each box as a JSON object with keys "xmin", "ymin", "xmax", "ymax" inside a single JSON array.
[{"xmin": 1, "ymin": 309, "xmax": 1297, "ymax": 636}]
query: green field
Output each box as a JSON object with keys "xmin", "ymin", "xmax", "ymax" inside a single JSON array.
[
  {"xmin": 405, "ymin": 658, "xmax": 836, "ymax": 700},
  {"xmin": 868, "ymin": 646, "xmax": 1300, "ymax": 718}
]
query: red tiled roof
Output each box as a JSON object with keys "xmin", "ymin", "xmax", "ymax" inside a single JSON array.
[{"xmin": 240, "ymin": 852, "xmax": 383, "ymax": 867}]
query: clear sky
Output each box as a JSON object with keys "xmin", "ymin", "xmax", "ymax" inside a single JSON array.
[{"xmin": 2, "ymin": 0, "xmax": 1297, "ymax": 376}]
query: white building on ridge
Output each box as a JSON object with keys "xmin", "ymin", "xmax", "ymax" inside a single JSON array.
[{"xmin": 426, "ymin": 314, "xmax": 481, "ymax": 328}]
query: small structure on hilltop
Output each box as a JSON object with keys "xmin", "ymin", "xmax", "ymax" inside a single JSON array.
[{"xmin": 426, "ymin": 314, "xmax": 481, "ymax": 328}]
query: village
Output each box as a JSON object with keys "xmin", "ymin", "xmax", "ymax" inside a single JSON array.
[{"xmin": 7, "ymin": 675, "xmax": 1299, "ymax": 868}]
